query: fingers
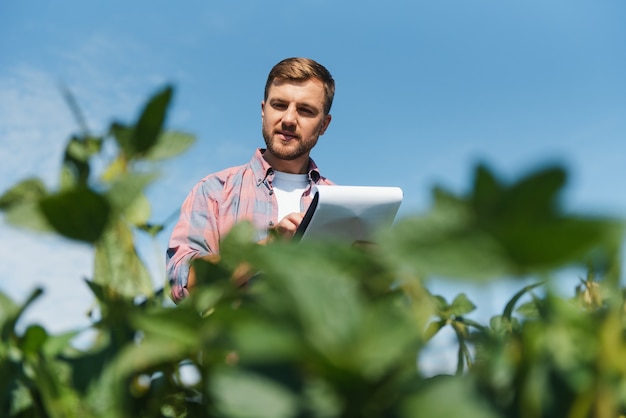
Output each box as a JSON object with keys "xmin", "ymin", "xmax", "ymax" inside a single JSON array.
[{"xmin": 273, "ymin": 212, "xmax": 304, "ymax": 239}]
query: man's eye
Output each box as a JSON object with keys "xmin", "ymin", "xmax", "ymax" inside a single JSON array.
[{"xmin": 272, "ymin": 103, "xmax": 287, "ymax": 110}]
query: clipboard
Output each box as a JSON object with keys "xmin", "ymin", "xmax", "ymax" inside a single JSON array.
[{"xmin": 294, "ymin": 185, "xmax": 403, "ymax": 243}]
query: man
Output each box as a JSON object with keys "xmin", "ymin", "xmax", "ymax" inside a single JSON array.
[{"xmin": 166, "ymin": 57, "xmax": 335, "ymax": 303}]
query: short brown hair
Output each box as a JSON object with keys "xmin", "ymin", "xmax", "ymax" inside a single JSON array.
[{"xmin": 264, "ymin": 57, "xmax": 335, "ymax": 115}]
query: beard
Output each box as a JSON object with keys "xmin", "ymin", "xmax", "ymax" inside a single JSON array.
[{"xmin": 262, "ymin": 126, "xmax": 319, "ymax": 161}]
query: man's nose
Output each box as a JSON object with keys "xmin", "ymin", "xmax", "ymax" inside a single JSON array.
[{"xmin": 282, "ymin": 105, "xmax": 297, "ymax": 126}]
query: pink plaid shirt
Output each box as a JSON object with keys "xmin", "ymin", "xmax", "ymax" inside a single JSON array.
[{"xmin": 166, "ymin": 148, "xmax": 334, "ymax": 302}]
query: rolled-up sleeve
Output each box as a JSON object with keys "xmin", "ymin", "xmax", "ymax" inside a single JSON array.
[{"xmin": 166, "ymin": 180, "xmax": 220, "ymax": 303}]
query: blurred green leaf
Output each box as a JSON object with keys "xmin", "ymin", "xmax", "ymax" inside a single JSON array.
[
  {"xmin": 450, "ymin": 293, "xmax": 476, "ymax": 317},
  {"xmin": 123, "ymin": 192, "xmax": 151, "ymax": 226},
  {"xmin": 2, "ymin": 200, "xmax": 53, "ymax": 233},
  {"xmin": 251, "ymin": 240, "xmax": 364, "ymax": 355},
  {"xmin": 489, "ymin": 315, "xmax": 520, "ymax": 335},
  {"xmin": 472, "ymin": 164, "xmax": 566, "ymax": 225},
  {"xmin": 136, "ymin": 222, "xmax": 164, "ymax": 237},
  {"xmin": 19, "ymin": 325, "xmax": 48, "ymax": 355},
  {"xmin": 144, "ymin": 131, "xmax": 195, "ymax": 161},
  {"xmin": 471, "ymin": 164, "xmax": 503, "ymax": 216},
  {"xmin": 94, "ymin": 220, "xmax": 154, "ymax": 298},
  {"xmin": 401, "ymin": 375, "xmax": 500, "ymax": 418},
  {"xmin": 109, "ymin": 122, "xmax": 134, "ymax": 161},
  {"xmin": 348, "ymin": 300, "xmax": 422, "ymax": 380},
  {"xmin": 232, "ymin": 320, "xmax": 303, "ymax": 363},
  {"xmin": 61, "ymin": 334, "xmax": 116, "ymax": 396},
  {"xmin": 130, "ymin": 306, "xmax": 205, "ymax": 349},
  {"xmin": 0, "ymin": 178, "xmax": 52, "ymax": 233},
  {"xmin": 0, "ymin": 291, "xmax": 19, "ymax": 325},
  {"xmin": 61, "ymin": 135, "xmax": 102, "ymax": 188},
  {"xmin": 383, "ymin": 202, "xmax": 512, "ymax": 281},
  {"xmin": 42, "ymin": 330, "xmax": 82, "ymax": 358},
  {"xmin": 106, "ymin": 335, "xmax": 194, "ymax": 380},
  {"xmin": 132, "ymin": 85, "xmax": 173, "ymax": 156},
  {"xmin": 502, "ymin": 281, "xmax": 544, "ymax": 320},
  {"xmin": 39, "ymin": 188, "xmax": 110, "ymax": 243},
  {"xmin": 65, "ymin": 135, "xmax": 102, "ymax": 162},
  {"xmin": 106, "ymin": 173, "xmax": 157, "ymax": 226},
  {"xmin": 384, "ymin": 164, "xmax": 624, "ymax": 282},
  {"xmin": 424, "ymin": 319, "xmax": 446, "ymax": 341},
  {"xmin": 515, "ymin": 300, "xmax": 541, "ymax": 319},
  {"xmin": 211, "ymin": 367, "xmax": 298, "ymax": 418},
  {"xmin": 1, "ymin": 288, "xmax": 44, "ymax": 341},
  {"xmin": 0, "ymin": 178, "xmax": 47, "ymax": 209}
]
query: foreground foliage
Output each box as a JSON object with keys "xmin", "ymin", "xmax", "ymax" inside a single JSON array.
[{"xmin": 1, "ymin": 86, "xmax": 626, "ymax": 417}]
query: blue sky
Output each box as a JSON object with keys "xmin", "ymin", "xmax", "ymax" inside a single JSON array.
[{"xmin": 1, "ymin": 1, "xmax": 625, "ymax": 373}]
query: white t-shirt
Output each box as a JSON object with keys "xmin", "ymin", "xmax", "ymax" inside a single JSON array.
[{"xmin": 272, "ymin": 170, "xmax": 309, "ymax": 221}]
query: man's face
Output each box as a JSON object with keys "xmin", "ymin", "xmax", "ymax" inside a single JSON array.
[{"xmin": 261, "ymin": 78, "xmax": 331, "ymax": 170}]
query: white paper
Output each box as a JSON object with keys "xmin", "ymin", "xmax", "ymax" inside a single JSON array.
[{"xmin": 298, "ymin": 185, "xmax": 403, "ymax": 243}]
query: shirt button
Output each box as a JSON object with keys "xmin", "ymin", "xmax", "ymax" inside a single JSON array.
[{"xmin": 268, "ymin": 221, "xmax": 274, "ymax": 227}]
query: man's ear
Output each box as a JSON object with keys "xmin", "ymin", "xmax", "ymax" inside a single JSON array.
[{"xmin": 320, "ymin": 114, "xmax": 332, "ymax": 135}]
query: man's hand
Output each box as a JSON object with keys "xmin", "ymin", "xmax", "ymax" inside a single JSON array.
[
  {"xmin": 185, "ymin": 213, "xmax": 304, "ymax": 296},
  {"xmin": 272, "ymin": 212, "xmax": 305, "ymax": 239},
  {"xmin": 186, "ymin": 253, "xmax": 255, "ymax": 293}
]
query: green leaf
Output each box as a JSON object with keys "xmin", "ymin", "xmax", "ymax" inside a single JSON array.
[
  {"xmin": 473, "ymin": 164, "xmax": 566, "ymax": 226},
  {"xmin": 2, "ymin": 201, "xmax": 53, "ymax": 233},
  {"xmin": 39, "ymin": 188, "xmax": 110, "ymax": 243},
  {"xmin": 129, "ymin": 307, "xmax": 205, "ymax": 349},
  {"xmin": 0, "ymin": 178, "xmax": 47, "ymax": 210},
  {"xmin": 211, "ymin": 368, "xmax": 298, "ymax": 418},
  {"xmin": 381, "ymin": 178, "xmax": 512, "ymax": 281},
  {"xmin": 424, "ymin": 319, "xmax": 446, "ymax": 341},
  {"xmin": 401, "ymin": 376, "xmax": 500, "ymax": 418},
  {"xmin": 106, "ymin": 172, "xmax": 157, "ymax": 224},
  {"xmin": 494, "ymin": 217, "xmax": 623, "ymax": 272},
  {"xmin": 42, "ymin": 330, "xmax": 82, "ymax": 358},
  {"xmin": 108, "ymin": 335, "xmax": 194, "ymax": 378},
  {"xmin": 109, "ymin": 122, "xmax": 134, "ymax": 159},
  {"xmin": 250, "ymin": 240, "xmax": 364, "ymax": 355},
  {"xmin": 132, "ymin": 85, "xmax": 173, "ymax": 156},
  {"xmin": 383, "ymin": 163, "xmax": 624, "ymax": 282},
  {"xmin": 515, "ymin": 300, "xmax": 541, "ymax": 319},
  {"xmin": 144, "ymin": 131, "xmax": 195, "ymax": 161},
  {"xmin": 136, "ymin": 222, "xmax": 164, "ymax": 237},
  {"xmin": 1, "ymin": 288, "xmax": 44, "ymax": 341},
  {"xmin": 65, "ymin": 135, "xmax": 102, "ymax": 162},
  {"xmin": 123, "ymin": 192, "xmax": 151, "ymax": 226},
  {"xmin": 450, "ymin": 293, "xmax": 476, "ymax": 317},
  {"xmin": 489, "ymin": 315, "xmax": 520, "ymax": 335},
  {"xmin": 383, "ymin": 207, "xmax": 511, "ymax": 281},
  {"xmin": 93, "ymin": 219, "xmax": 154, "ymax": 298},
  {"xmin": 471, "ymin": 163, "xmax": 502, "ymax": 216},
  {"xmin": 502, "ymin": 281, "xmax": 544, "ymax": 320},
  {"xmin": 232, "ymin": 320, "xmax": 302, "ymax": 362},
  {"xmin": 348, "ymin": 300, "xmax": 422, "ymax": 379},
  {"xmin": 19, "ymin": 325, "xmax": 48, "ymax": 355},
  {"xmin": 0, "ymin": 178, "xmax": 51, "ymax": 232},
  {"xmin": 432, "ymin": 295, "xmax": 449, "ymax": 311},
  {"xmin": 0, "ymin": 291, "xmax": 20, "ymax": 328},
  {"xmin": 61, "ymin": 135, "xmax": 102, "ymax": 188}
]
